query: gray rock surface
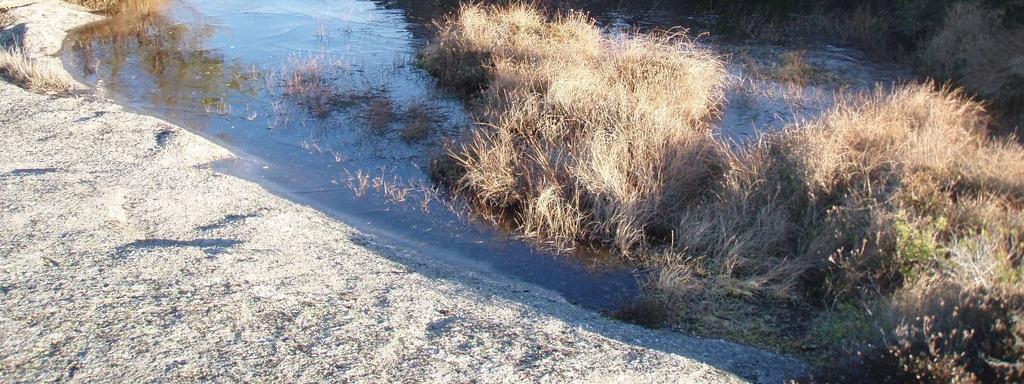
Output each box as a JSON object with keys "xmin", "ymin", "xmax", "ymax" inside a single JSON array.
[{"xmin": 0, "ymin": 1, "xmax": 806, "ymax": 382}]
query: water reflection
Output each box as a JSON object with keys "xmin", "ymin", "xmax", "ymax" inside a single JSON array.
[
  {"xmin": 61, "ymin": 0, "xmax": 639, "ymax": 310},
  {"xmin": 68, "ymin": 3, "xmax": 244, "ymax": 115}
]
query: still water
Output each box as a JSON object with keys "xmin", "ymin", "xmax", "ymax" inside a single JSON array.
[{"xmin": 61, "ymin": 0, "xmax": 704, "ymax": 310}]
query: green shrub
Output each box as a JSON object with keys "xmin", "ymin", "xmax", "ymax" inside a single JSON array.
[{"xmin": 831, "ymin": 284, "xmax": 1024, "ymax": 383}]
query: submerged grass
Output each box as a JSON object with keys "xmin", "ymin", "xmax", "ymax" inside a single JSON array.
[
  {"xmin": 401, "ymin": 102, "xmax": 436, "ymax": 142},
  {"xmin": 364, "ymin": 97, "xmax": 395, "ymax": 133},
  {"xmin": 282, "ymin": 54, "xmax": 348, "ymax": 118},
  {"xmin": 771, "ymin": 50, "xmax": 835, "ymax": 85},
  {"xmin": 422, "ymin": 3, "xmax": 1024, "ymax": 381}
]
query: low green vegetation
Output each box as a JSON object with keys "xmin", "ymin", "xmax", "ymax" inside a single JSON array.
[{"xmin": 421, "ymin": 3, "xmax": 1024, "ymax": 381}]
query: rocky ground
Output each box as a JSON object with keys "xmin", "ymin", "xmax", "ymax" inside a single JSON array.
[{"xmin": 0, "ymin": 1, "xmax": 804, "ymax": 382}]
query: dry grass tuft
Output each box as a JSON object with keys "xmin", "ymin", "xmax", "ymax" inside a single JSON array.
[
  {"xmin": 0, "ymin": 46, "xmax": 74, "ymax": 94},
  {"xmin": 421, "ymin": 3, "xmax": 728, "ymax": 252}
]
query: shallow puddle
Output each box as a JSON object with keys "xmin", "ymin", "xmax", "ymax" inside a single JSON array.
[{"xmin": 61, "ymin": 0, "xmax": 699, "ymax": 310}]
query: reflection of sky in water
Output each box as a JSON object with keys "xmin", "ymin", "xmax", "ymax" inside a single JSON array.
[
  {"xmin": 62, "ymin": 0, "xmax": 642, "ymax": 311},
  {"xmin": 199, "ymin": 1, "xmax": 411, "ymax": 62}
]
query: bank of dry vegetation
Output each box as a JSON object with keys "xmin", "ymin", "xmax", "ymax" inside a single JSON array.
[{"xmin": 421, "ymin": 4, "xmax": 1023, "ymax": 381}]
